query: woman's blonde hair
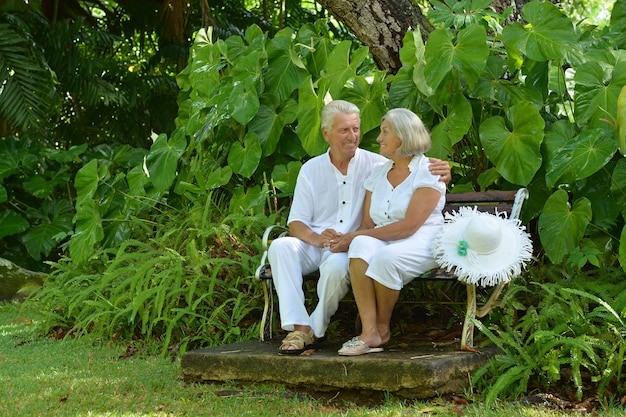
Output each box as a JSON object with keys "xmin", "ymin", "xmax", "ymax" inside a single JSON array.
[{"xmin": 382, "ymin": 108, "xmax": 431, "ymax": 156}]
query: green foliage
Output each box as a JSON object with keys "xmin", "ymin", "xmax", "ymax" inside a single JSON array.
[
  {"xmin": 0, "ymin": 4, "xmax": 181, "ymax": 267},
  {"xmin": 0, "ymin": 12, "xmax": 56, "ymax": 133},
  {"xmin": 0, "ymin": 137, "xmax": 82, "ymax": 270},
  {"xmin": 31, "ymin": 0, "xmax": 626, "ymax": 360},
  {"xmin": 388, "ymin": 0, "xmax": 626, "ymax": 271},
  {"xmin": 5, "ymin": 0, "xmax": 624, "ymax": 271},
  {"xmin": 0, "ymin": 136, "xmax": 149, "ymax": 270},
  {"xmin": 32, "ymin": 207, "xmax": 277, "ymax": 356},
  {"xmin": 472, "ymin": 266, "xmax": 626, "ymax": 403}
]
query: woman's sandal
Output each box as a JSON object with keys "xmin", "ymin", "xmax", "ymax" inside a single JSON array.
[
  {"xmin": 338, "ymin": 338, "xmax": 384, "ymax": 356},
  {"xmin": 278, "ymin": 330, "xmax": 315, "ymax": 355}
]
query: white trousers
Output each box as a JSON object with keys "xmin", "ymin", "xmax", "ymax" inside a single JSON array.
[
  {"xmin": 267, "ymin": 236, "xmax": 350, "ymax": 338},
  {"xmin": 348, "ymin": 233, "xmax": 439, "ymax": 291}
]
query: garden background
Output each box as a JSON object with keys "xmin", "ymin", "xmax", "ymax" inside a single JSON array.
[{"xmin": 2, "ymin": 0, "xmax": 626, "ymax": 406}]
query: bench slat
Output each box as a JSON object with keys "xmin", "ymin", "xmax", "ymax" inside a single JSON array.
[{"xmin": 445, "ymin": 190, "xmax": 517, "ymax": 203}]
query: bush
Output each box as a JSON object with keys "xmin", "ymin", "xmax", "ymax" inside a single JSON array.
[{"xmin": 473, "ymin": 265, "xmax": 626, "ymax": 403}]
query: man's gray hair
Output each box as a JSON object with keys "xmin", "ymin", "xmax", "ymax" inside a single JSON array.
[
  {"xmin": 382, "ymin": 108, "xmax": 431, "ymax": 156},
  {"xmin": 321, "ymin": 100, "xmax": 360, "ymax": 131}
]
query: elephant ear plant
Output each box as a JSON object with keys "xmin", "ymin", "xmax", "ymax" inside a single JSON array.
[
  {"xmin": 388, "ymin": 0, "xmax": 626, "ymax": 271},
  {"xmin": 69, "ymin": 1, "xmax": 626, "ymax": 273},
  {"xmin": 27, "ymin": 0, "xmax": 626, "ymax": 358}
]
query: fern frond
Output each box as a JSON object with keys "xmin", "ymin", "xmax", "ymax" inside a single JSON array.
[
  {"xmin": 562, "ymin": 287, "xmax": 626, "ymax": 327},
  {"xmin": 485, "ymin": 364, "xmax": 532, "ymax": 404}
]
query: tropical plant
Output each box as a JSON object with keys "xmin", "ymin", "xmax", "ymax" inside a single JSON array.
[
  {"xmin": 55, "ymin": 0, "xmax": 626, "ymax": 300},
  {"xmin": 0, "ymin": 0, "xmax": 348, "ymax": 269},
  {"xmin": 0, "ymin": 4, "xmax": 179, "ymax": 268},
  {"xmin": 128, "ymin": 0, "xmax": 625, "ymax": 273},
  {"xmin": 0, "ymin": 11, "xmax": 55, "ymax": 135},
  {"xmin": 472, "ymin": 266, "xmax": 626, "ymax": 403},
  {"xmin": 31, "ymin": 204, "xmax": 277, "ymax": 355}
]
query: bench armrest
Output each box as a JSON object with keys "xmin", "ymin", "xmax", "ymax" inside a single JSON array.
[
  {"xmin": 255, "ymin": 225, "xmax": 288, "ymax": 281},
  {"xmin": 262, "ymin": 225, "xmax": 288, "ymax": 250},
  {"xmin": 510, "ymin": 188, "xmax": 529, "ymax": 220}
]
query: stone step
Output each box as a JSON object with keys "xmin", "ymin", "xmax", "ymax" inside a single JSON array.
[{"xmin": 181, "ymin": 339, "xmax": 496, "ymax": 399}]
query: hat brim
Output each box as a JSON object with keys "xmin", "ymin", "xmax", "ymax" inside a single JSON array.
[{"xmin": 431, "ymin": 207, "xmax": 533, "ymax": 287}]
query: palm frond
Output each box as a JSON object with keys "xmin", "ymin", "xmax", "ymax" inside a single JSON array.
[{"xmin": 0, "ymin": 18, "xmax": 55, "ymax": 133}]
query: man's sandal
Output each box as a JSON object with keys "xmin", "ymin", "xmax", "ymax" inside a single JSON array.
[{"xmin": 278, "ymin": 330, "xmax": 315, "ymax": 355}]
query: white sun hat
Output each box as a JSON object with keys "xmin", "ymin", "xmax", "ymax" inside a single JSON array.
[{"xmin": 431, "ymin": 206, "xmax": 533, "ymax": 287}]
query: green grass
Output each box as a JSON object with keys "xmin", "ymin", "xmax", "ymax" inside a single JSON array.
[{"xmin": 1, "ymin": 302, "xmax": 624, "ymax": 417}]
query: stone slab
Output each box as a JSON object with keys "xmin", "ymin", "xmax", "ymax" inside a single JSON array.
[{"xmin": 181, "ymin": 339, "xmax": 496, "ymax": 399}]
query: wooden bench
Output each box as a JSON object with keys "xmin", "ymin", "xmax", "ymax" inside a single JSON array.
[{"xmin": 255, "ymin": 188, "xmax": 529, "ymax": 350}]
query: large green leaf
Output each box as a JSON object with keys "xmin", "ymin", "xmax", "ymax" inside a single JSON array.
[
  {"xmin": 227, "ymin": 132, "xmax": 262, "ymax": 178},
  {"xmin": 74, "ymin": 159, "xmax": 106, "ymax": 208},
  {"xmin": 406, "ymin": 29, "xmax": 432, "ymax": 97},
  {"xmin": 388, "ymin": 69, "xmax": 420, "ymax": 110},
  {"xmin": 473, "ymin": 55, "xmax": 507, "ymax": 101},
  {"xmin": 40, "ymin": 144, "xmax": 87, "ymax": 165},
  {"xmin": 611, "ymin": 159, "xmax": 626, "ymax": 219},
  {"xmin": 231, "ymin": 44, "xmax": 265, "ymax": 122},
  {"xmin": 611, "ymin": 0, "xmax": 626, "ymax": 49},
  {"xmin": 574, "ymin": 61, "xmax": 626, "ymax": 127},
  {"xmin": 0, "ymin": 136, "xmax": 35, "ymax": 179},
  {"xmin": 229, "ymin": 184, "xmax": 267, "ymax": 214},
  {"xmin": 538, "ymin": 189, "xmax": 592, "ymax": 264},
  {"xmin": 146, "ymin": 130, "xmax": 187, "ymax": 192},
  {"xmin": 23, "ymin": 166, "xmax": 72, "ymax": 199},
  {"xmin": 474, "ymin": 54, "xmax": 545, "ymax": 108},
  {"xmin": 424, "ymin": 25, "xmax": 488, "ymax": 91},
  {"xmin": 295, "ymin": 23, "xmax": 331, "ymax": 79},
  {"xmin": 501, "ymin": 1, "xmax": 577, "ymax": 62},
  {"xmin": 429, "ymin": 0, "xmax": 498, "ymax": 29},
  {"xmin": 320, "ymin": 41, "xmax": 368, "ymax": 99},
  {"xmin": 249, "ymin": 96, "xmax": 298, "ymax": 156},
  {"xmin": 21, "ymin": 200, "xmax": 73, "ymax": 260},
  {"xmin": 0, "ymin": 185, "xmax": 6, "ymax": 204},
  {"xmin": 617, "ymin": 85, "xmax": 626, "ymax": 156},
  {"xmin": 229, "ymin": 81, "xmax": 260, "ymax": 125},
  {"xmin": 126, "ymin": 165, "xmax": 148, "ymax": 197},
  {"xmin": 620, "ymin": 225, "xmax": 626, "ymax": 273},
  {"xmin": 340, "ymin": 73, "xmax": 388, "ymax": 135},
  {"xmin": 389, "ymin": 30, "xmax": 428, "ymax": 108},
  {"xmin": 271, "ymin": 161, "xmax": 302, "ymax": 195},
  {"xmin": 295, "ymin": 78, "xmax": 327, "ymax": 156},
  {"xmin": 545, "ymin": 123, "xmax": 616, "ymax": 187},
  {"xmin": 430, "ymin": 93, "xmax": 473, "ymax": 159},
  {"xmin": 577, "ymin": 167, "xmax": 621, "ymax": 230},
  {"xmin": 264, "ymin": 28, "xmax": 308, "ymax": 102},
  {"xmin": 206, "ymin": 166, "xmax": 232, "ymax": 190},
  {"xmin": 543, "ymin": 120, "xmax": 576, "ymax": 186},
  {"xmin": 0, "ymin": 209, "xmax": 29, "ymax": 239},
  {"xmin": 70, "ymin": 199, "xmax": 104, "ymax": 263},
  {"xmin": 612, "ymin": 0, "xmax": 626, "ymax": 32},
  {"xmin": 479, "ymin": 102, "xmax": 544, "ymax": 185}
]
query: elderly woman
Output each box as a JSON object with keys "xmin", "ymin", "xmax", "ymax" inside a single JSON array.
[{"xmin": 329, "ymin": 108, "xmax": 446, "ymax": 356}]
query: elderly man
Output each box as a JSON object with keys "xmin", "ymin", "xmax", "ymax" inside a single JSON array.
[{"xmin": 268, "ymin": 100, "xmax": 451, "ymax": 354}]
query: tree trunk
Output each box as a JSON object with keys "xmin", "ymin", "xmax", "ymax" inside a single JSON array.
[
  {"xmin": 0, "ymin": 258, "xmax": 46, "ymax": 301},
  {"xmin": 315, "ymin": 0, "xmax": 431, "ymax": 74}
]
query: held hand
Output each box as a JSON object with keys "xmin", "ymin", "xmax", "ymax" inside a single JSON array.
[
  {"xmin": 428, "ymin": 157, "xmax": 452, "ymax": 185},
  {"xmin": 319, "ymin": 228, "xmax": 342, "ymax": 248},
  {"xmin": 329, "ymin": 232, "xmax": 353, "ymax": 253}
]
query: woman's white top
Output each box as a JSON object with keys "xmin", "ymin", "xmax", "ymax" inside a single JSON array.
[{"xmin": 364, "ymin": 154, "xmax": 446, "ymax": 233}]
